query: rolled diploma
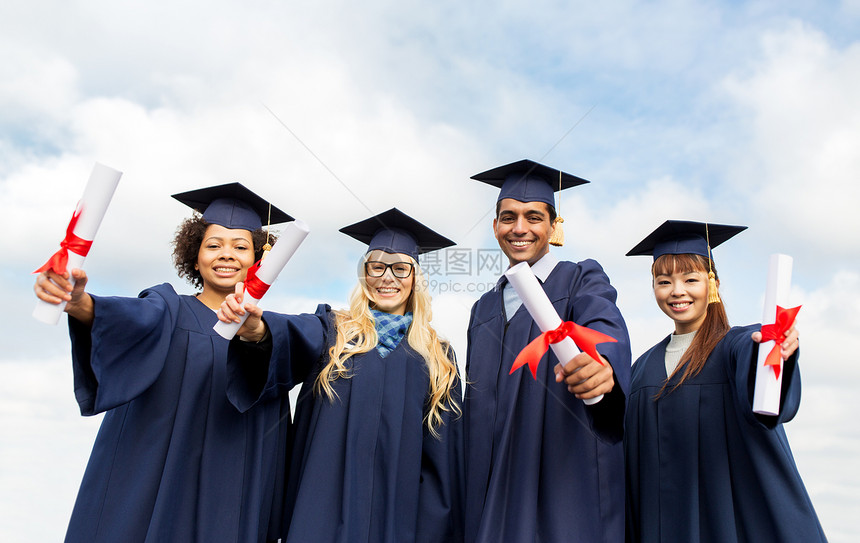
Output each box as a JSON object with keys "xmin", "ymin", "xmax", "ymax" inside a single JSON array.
[
  {"xmin": 33, "ymin": 162, "xmax": 122, "ymax": 325},
  {"xmin": 505, "ymin": 261, "xmax": 603, "ymax": 405},
  {"xmin": 213, "ymin": 219, "xmax": 310, "ymax": 339},
  {"xmin": 752, "ymin": 254, "xmax": 793, "ymax": 415}
]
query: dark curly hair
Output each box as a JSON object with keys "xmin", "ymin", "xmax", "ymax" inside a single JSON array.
[{"xmin": 172, "ymin": 214, "xmax": 276, "ymax": 290}]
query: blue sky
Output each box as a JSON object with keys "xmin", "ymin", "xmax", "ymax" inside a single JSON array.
[{"xmin": 2, "ymin": 1, "xmax": 859, "ymax": 541}]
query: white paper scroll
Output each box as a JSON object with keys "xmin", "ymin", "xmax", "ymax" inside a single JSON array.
[
  {"xmin": 752, "ymin": 254, "xmax": 793, "ymax": 416},
  {"xmin": 504, "ymin": 261, "xmax": 603, "ymax": 405},
  {"xmin": 33, "ymin": 162, "xmax": 123, "ymax": 325},
  {"xmin": 213, "ymin": 219, "xmax": 310, "ymax": 339}
]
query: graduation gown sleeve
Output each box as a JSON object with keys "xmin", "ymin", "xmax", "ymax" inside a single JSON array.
[
  {"xmin": 226, "ymin": 303, "xmax": 328, "ymax": 412},
  {"xmin": 560, "ymin": 258, "xmax": 632, "ymax": 441},
  {"xmin": 69, "ymin": 283, "xmax": 179, "ymax": 415},
  {"xmin": 733, "ymin": 328, "xmax": 802, "ymax": 429}
]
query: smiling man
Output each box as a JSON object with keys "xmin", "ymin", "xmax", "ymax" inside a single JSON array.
[{"xmin": 462, "ymin": 160, "xmax": 632, "ymax": 543}]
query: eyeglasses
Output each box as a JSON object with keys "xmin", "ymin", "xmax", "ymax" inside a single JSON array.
[{"xmin": 365, "ymin": 261, "xmax": 414, "ymax": 278}]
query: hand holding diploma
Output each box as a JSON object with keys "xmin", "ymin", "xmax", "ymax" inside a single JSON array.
[
  {"xmin": 213, "ymin": 219, "xmax": 309, "ymax": 339},
  {"xmin": 553, "ymin": 347, "xmax": 616, "ymax": 403},
  {"xmin": 33, "ymin": 162, "xmax": 122, "ymax": 325},
  {"xmin": 751, "ymin": 322, "xmax": 799, "ymax": 361},
  {"xmin": 504, "ymin": 261, "xmax": 618, "ymax": 405},
  {"xmin": 218, "ymin": 282, "xmax": 267, "ymax": 341},
  {"xmin": 751, "ymin": 254, "xmax": 802, "ymax": 416},
  {"xmin": 33, "ymin": 267, "xmax": 95, "ymax": 326}
]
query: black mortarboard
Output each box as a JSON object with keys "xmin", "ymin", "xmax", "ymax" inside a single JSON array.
[
  {"xmin": 471, "ymin": 159, "xmax": 590, "ymax": 206},
  {"xmin": 626, "ymin": 220, "xmax": 747, "ymax": 260},
  {"xmin": 339, "ymin": 207, "xmax": 455, "ymax": 261},
  {"xmin": 171, "ymin": 182, "xmax": 293, "ymax": 231}
]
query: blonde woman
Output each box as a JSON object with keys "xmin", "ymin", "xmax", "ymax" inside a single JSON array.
[{"xmin": 219, "ymin": 208, "xmax": 463, "ymax": 543}]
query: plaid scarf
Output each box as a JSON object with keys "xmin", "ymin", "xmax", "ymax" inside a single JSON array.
[{"xmin": 371, "ymin": 309, "xmax": 413, "ymax": 358}]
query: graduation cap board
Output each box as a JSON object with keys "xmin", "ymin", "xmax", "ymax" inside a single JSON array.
[
  {"xmin": 627, "ymin": 220, "xmax": 747, "ymax": 305},
  {"xmin": 171, "ymin": 182, "xmax": 294, "ymax": 231},
  {"xmin": 339, "ymin": 207, "xmax": 455, "ymax": 261},
  {"xmin": 471, "ymin": 159, "xmax": 590, "ymax": 207},
  {"xmin": 626, "ymin": 220, "xmax": 747, "ymax": 260}
]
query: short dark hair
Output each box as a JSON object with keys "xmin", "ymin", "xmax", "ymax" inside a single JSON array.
[
  {"xmin": 495, "ymin": 200, "xmax": 557, "ymax": 222},
  {"xmin": 171, "ymin": 215, "xmax": 274, "ymax": 290}
]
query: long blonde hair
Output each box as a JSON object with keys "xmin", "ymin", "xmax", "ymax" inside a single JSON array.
[{"xmin": 314, "ymin": 253, "xmax": 461, "ymax": 438}]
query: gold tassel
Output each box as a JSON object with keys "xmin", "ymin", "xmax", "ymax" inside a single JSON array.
[
  {"xmin": 705, "ymin": 222, "xmax": 720, "ymax": 304},
  {"xmin": 548, "ymin": 216, "xmax": 565, "ymax": 247},
  {"xmin": 261, "ymin": 203, "xmax": 273, "ymax": 259},
  {"xmin": 708, "ymin": 271, "xmax": 721, "ymax": 304},
  {"xmin": 548, "ymin": 170, "xmax": 565, "ymax": 247}
]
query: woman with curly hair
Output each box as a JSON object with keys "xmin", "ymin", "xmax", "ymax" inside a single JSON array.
[
  {"xmin": 219, "ymin": 208, "xmax": 464, "ymax": 543},
  {"xmin": 624, "ymin": 220, "xmax": 826, "ymax": 542},
  {"xmin": 33, "ymin": 183, "xmax": 294, "ymax": 543}
]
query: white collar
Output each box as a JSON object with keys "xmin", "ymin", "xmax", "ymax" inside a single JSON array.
[
  {"xmin": 500, "ymin": 252, "xmax": 560, "ymax": 322},
  {"xmin": 525, "ymin": 251, "xmax": 559, "ymax": 282}
]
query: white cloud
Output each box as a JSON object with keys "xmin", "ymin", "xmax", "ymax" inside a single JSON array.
[
  {"xmin": 844, "ymin": 0, "xmax": 860, "ymax": 15},
  {"xmin": 0, "ymin": 49, "xmax": 78, "ymax": 123},
  {"xmin": 790, "ymin": 270, "xmax": 860, "ymax": 381},
  {"xmin": 722, "ymin": 22, "xmax": 860, "ymax": 256},
  {"xmin": 0, "ymin": 358, "xmax": 101, "ymax": 541},
  {"xmin": 429, "ymin": 291, "xmax": 477, "ymax": 367}
]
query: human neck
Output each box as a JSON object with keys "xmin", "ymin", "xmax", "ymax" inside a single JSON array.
[{"xmin": 196, "ymin": 288, "xmax": 229, "ymax": 310}]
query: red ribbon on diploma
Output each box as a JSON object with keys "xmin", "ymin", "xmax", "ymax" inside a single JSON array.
[
  {"xmin": 243, "ymin": 260, "xmax": 271, "ymax": 300},
  {"xmin": 510, "ymin": 321, "xmax": 618, "ymax": 379},
  {"xmin": 33, "ymin": 207, "xmax": 93, "ymax": 275},
  {"xmin": 759, "ymin": 305, "xmax": 801, "ymax": 380}
]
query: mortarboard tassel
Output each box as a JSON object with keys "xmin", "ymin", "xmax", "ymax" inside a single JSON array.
[
  {"xmin": 548, "ymin": 217, "xmax": 565, "ymax": 247},
  {"xmin": 705, "ymin": 223, "xmax": 721, "ymax": 304},
  {"xmin": 707, "ymin": 271, "xmax": 721, "ymax": 304},
  {"xmin": 261, "ymin": 203, "xmax": 273, "ymax": 259},
  {"xmin": 548, "ymin": 171, "xmax": 565, "ymax": 247}
]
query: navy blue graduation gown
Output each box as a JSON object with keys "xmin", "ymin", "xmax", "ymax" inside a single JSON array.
[
  {"xmin": 463, "ymin": 259, "xmax": 632, "ymax": 543},
  {"xmin": 226, "ymin": 305, "xmax": 464, "ymax": 543},
  {"xmin": 65, "ymin": 283, "xmax": 291, "ymax": 543},
  {"xmin": 625, "ymin": 325, "xmax": 827, "ymax": 542}
]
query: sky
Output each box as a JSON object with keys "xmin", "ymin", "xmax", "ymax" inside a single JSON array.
[{"xmin": 2, "ymin": 0, "xmax": 859, "ymax": 540}]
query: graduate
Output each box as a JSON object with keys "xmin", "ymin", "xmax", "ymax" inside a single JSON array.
[
  {"xmin": 219, "ymin": 208, "xmax": 464, "ymax": 543},
  {"xmin": 624, "ymin": 220, "xmax": 827, "ymax": 542},
  {"xmin": 33, "ymin": 183, "xmax": 294, "ymax": 543},
  {"xmin": 463, "ymin": 160, "xmax": 632, "ymax": 542}
]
